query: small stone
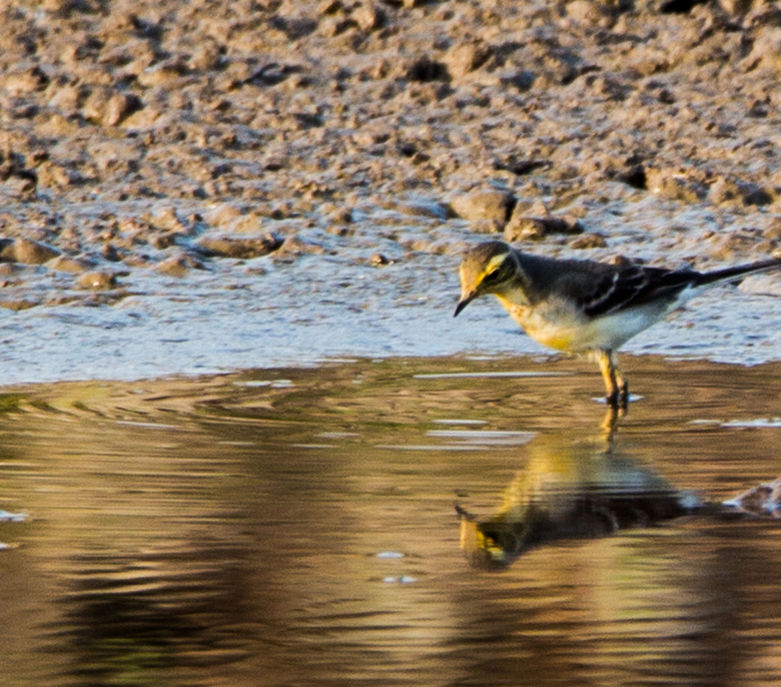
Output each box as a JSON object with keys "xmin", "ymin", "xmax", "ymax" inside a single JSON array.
[
  {"xmin": 318, "ymin": 0, "xmax": 342, "ymax": 14},
  {"xmin": 353, "ymin": 2, "xmax": 386, "ymax": 31},
  {"xmin": 2, "ymin": 64, "xmax": 48, "ymax": 95},
  {"xmin": 450, "ymin": 190, "xmax": 515, "ymax": 229},
  {"xmin": 566, "ymin": 0, "xmax": 610, "ymax": 25},
  {"xmin": 154, "ymin": 253, "xmax": 204, "ymax": 277},
  {"xmin": 48, "ymin": 84, "xmax": 83, "ymax": 111},
  {"xmin": 444, "ymin": 40, "xmax": 491, "ymax": 79},
  {"xmin": 77, "ymin": 271, "xmax": 118, "ymax": 290},
  {"xmin": 36, "ymin": 162, "xmax": 83, "ymax": 188},
  {"xmin": 48, "ymin": 255, "xmax": 94, "ymax": 273},
  {"xmin": 104, "ymin": 92, "xmax": 143, "ymax": 126},
  {"xmin": 275, "ymin": 236, "xmax": 325, "ymax": 256},
  {"xmin": 504, "ymin": 215, "xmax": 584, "ymax": 243},
  {"xmin": 719, "ymin": 0, "xmax": 753, "ymax": 15},
  {"xmin": 0, "ymin": 238, "xmax": 61, "ymax": 264},
  {"xmin": 645, "ymin": 167, "xmax": 706, "ymax": 203},
  {"xmin": 189, "ymin": 43, "xmax": 223, "ymax": 71},
  {"xmin": 197, "ymin": 233, "xmax": 282, "ymax": 259},
  {"xmin": 137, "ymin": 62, "xmax": 187, "ymax": 88},
  {"xmin": 762, "ymin": 218, "xmax": 781, "ymax": 241},
  {"xmin": 569, "ymin": 232, "xmax": 607, "ymax": 249},
  {"xmin": 0, "ymin": 299, "xmax": 39, "ymax": 311},
  {"xmin": 82, "ymin": 87, "xmax": 112, "ymax": 124},
  {"xmin": 708, "ymin": 175, "xmax": 773, "ymax": 207},
  {"xmin": 102, "ymin": 244, "xmax": 122, "ymax": 262},
  {"xmin": 369, "ymin": 253, "xmax": 390, "ymax": 266}
]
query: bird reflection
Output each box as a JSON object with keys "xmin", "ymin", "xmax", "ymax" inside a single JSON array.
[{"xmin": 457, "ymin": 426, "xmax": 698, "ymax": 569}]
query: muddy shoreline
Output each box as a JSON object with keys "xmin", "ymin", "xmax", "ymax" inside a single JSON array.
[{"xmin": 0, "ymin": 1, "xmax": 780, "ymax": 382}]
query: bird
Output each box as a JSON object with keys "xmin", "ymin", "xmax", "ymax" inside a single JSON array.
[{"xmin": 454, "ymin": 240, "xmax": 781, "ymax": 406}]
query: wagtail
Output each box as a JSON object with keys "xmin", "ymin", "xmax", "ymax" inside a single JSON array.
[{"xmin": 454, "ymin": 240, "xmax": 781, "ymax": 406}]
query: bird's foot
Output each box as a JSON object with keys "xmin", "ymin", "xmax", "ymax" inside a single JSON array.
[
  {"xmin": 605, "ymin": 385, "xmax": 629, "ymax": 413},
  {"xmin": 607, "ymin": 380, "xmax": 629, "ymax": 402},
  {"xmin": 618, "ymin": 382, "xmax": 629, "ymax": 409}
]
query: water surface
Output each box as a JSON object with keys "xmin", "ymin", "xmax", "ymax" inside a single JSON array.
[{"xmin": 0, "ymin": 356, "xmax": 779, "ymax": 686}]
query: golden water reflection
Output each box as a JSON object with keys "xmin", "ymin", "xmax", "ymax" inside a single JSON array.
[
  {"xmin": 0, "ymin": 355, "xmax": 778, "ymax": 686},
  {"xmin": 458, "ymin": 429, "xmax": 698, "ymax": 568}
]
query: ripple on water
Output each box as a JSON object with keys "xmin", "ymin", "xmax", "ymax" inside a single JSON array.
[{"xmin": 0, "ymin": 357, "xmax": 778, "ymax": 687}]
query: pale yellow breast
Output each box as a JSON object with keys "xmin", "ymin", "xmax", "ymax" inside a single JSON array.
[{"xmin": 494, "ymin": 294, "xmax": 667, "ymax": 353}]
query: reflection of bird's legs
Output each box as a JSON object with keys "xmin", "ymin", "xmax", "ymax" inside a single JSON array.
[
  {"xmin": 601, "ymin": 405, "xmax": 618, "ymax": 436},
  {"xmin": 597, "ymin": 350, "xmax": 628, "ymax": 408}
]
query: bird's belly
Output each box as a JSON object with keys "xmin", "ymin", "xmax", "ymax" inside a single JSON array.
[{"xmin": 500, "ymin": 299, "xmax": 665, "ymax": 353}]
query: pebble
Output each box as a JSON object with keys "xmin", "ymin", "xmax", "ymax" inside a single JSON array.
[
  {"xmin": 197, "ymin": 233, "xmax": 283, "ymax": 259},
  {"xmin": 504, "ymin": 215, "xmax": 584, "ymax": 243},
  {"xmin": 48, "ymin": 255, "xmax": 94, "ymax": 273},
  {"xmin": 0, "ymin": 238, "xmax": 61, "ymax": 264},
  {"xmin": 450, "ymin": 190, "xmax": 515, "ymax": 229},
  {"xmin": 77, "ymin": 271, "xmax": 118, "ymax": 290},
  {"xmin": 154, "ymin": 253, "xmax": 205, "ymax": 277}
]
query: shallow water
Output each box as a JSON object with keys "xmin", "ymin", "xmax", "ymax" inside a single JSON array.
[
  {"xmin": 0, "ymin": 194, "xmax": 780, "ymax": 386},
  {"xmin": 0, "ymin": 355, "xmax": 780, "ymax": 687}
]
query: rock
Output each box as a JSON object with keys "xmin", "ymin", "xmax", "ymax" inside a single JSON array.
[
  {"xmin": 504, "ymin": 214, "xmax": 584, "ymax": 243},
  {"xmin": 762, "ymin": 218, "xmax": 781, "ymax": 241},
  {"xmin": 189, "ymin": 42, "xmax": 223, "ymax": 71},
  {"xmin": 104, "ymin": 92, "xmax": 143, "ymax": 126},
  {"xmin": 569, "ymin": 232, "xmax": 607, "ymax": 249},
  {"xmin": 82, "ymin": 87, "xmax": 113, "ymax": 124},
  {"xmin": 102, "ymin": 244, "xmax": 122, "ymax": 262},
  {"xmin": 719, "ymin": 0, "xmax": 757, "ymax": 16},
  {"xmin": 645, "ymin": 167, "xmax": 707, "ymax": 203},
  {"xmin": 566, "ymin": 0, "xmax": 603, "ymax": 24},
  {"xmin": 450, "ymin": 190, "xmax": 515, "ymax": 231},
  {"xmin": 0, "ymin": 238, "xmax": 61, "ymax": 264},
  {"xmin": 397, "ymin": 199, "xmax": 450, "ymax": 219},
  {"xmin": 154, "ymin": 253, "xmax": 205, "ymax": 277},
  {"xmin": 353, "ymin": 2, "xmax": 386, "ymax": 31},
  {"xmin": 197, "ymin": 233, "xmax": 283, "ymax": 259},
  {"xmin": 1, "ymin": 64, "xmax": 49, "ymax": 95},
  {"xmin": 48, "ymin": 255, "xmax": 94, "ymax": 273},
  {"xmin": 708, "ymin": 175, "xmax": 773, "ymax": 207},
  {"xmin": 444, "ymin": 40, "xmax": 491, "ymax": 79},
  {"xmin": 36, "ymin": 161, "xmax": 84, "ymax": 188},
  {"xmin": 77, "ymin": 271, "xmax": 118, "ymax": 290},
  {"xmin": 0, "ymin": 299, "xmax": 39, "ymax": 311},
  {"xmin": 137, "ymin": 62, "xmax": 188, "ymax": 88},
  {"xmin": 274, "ymin": 235, "xmax": 325, "ymax": 256},
  {"xmin": 48, "ymin": 84, "xmax": 84, "ymax": 111}
]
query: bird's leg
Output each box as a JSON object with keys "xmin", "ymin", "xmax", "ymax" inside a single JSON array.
[
  {"xmin": 610, "ymin": 352, "xmax": 629, "ymax": 408},
  {"xmin": 597, "ymin": 350, "xmax": 620, "ymax": 407}
]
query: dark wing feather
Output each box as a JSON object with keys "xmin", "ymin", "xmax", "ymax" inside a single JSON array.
[{"xmin": 578, "ymin": 265, "xmax": 698, "ymax": 318}]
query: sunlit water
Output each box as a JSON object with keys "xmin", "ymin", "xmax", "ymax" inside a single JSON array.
[
  {"xmin": 0, "ymin": 198, "xmax": 779, "ymax": 386},
  {"xmin": 0, "ymin": 356, "xmax": 780, "ymax": 686}
]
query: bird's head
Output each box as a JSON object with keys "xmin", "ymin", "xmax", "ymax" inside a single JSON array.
[{"xmin": 454, "ymin": 241, "xmax": 519, "ymax": 317}]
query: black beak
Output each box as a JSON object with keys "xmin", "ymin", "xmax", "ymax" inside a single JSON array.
[{"xmin": 453, "ymin": 293, "xmax": 475, "ymax": 317}]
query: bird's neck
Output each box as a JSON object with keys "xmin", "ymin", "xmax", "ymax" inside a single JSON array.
[{"xmin": 494, "ymin": 283, "xmax": 531, "ymax": 308}]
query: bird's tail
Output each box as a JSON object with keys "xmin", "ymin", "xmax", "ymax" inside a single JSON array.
[{"xmin": 695, "ymin": 257, "xmax": 781, "ymax": 287}]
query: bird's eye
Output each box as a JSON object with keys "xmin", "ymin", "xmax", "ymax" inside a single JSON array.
[{"xmin": 482, "ymin": 269, "xmax": 500, "ymax": 283}]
